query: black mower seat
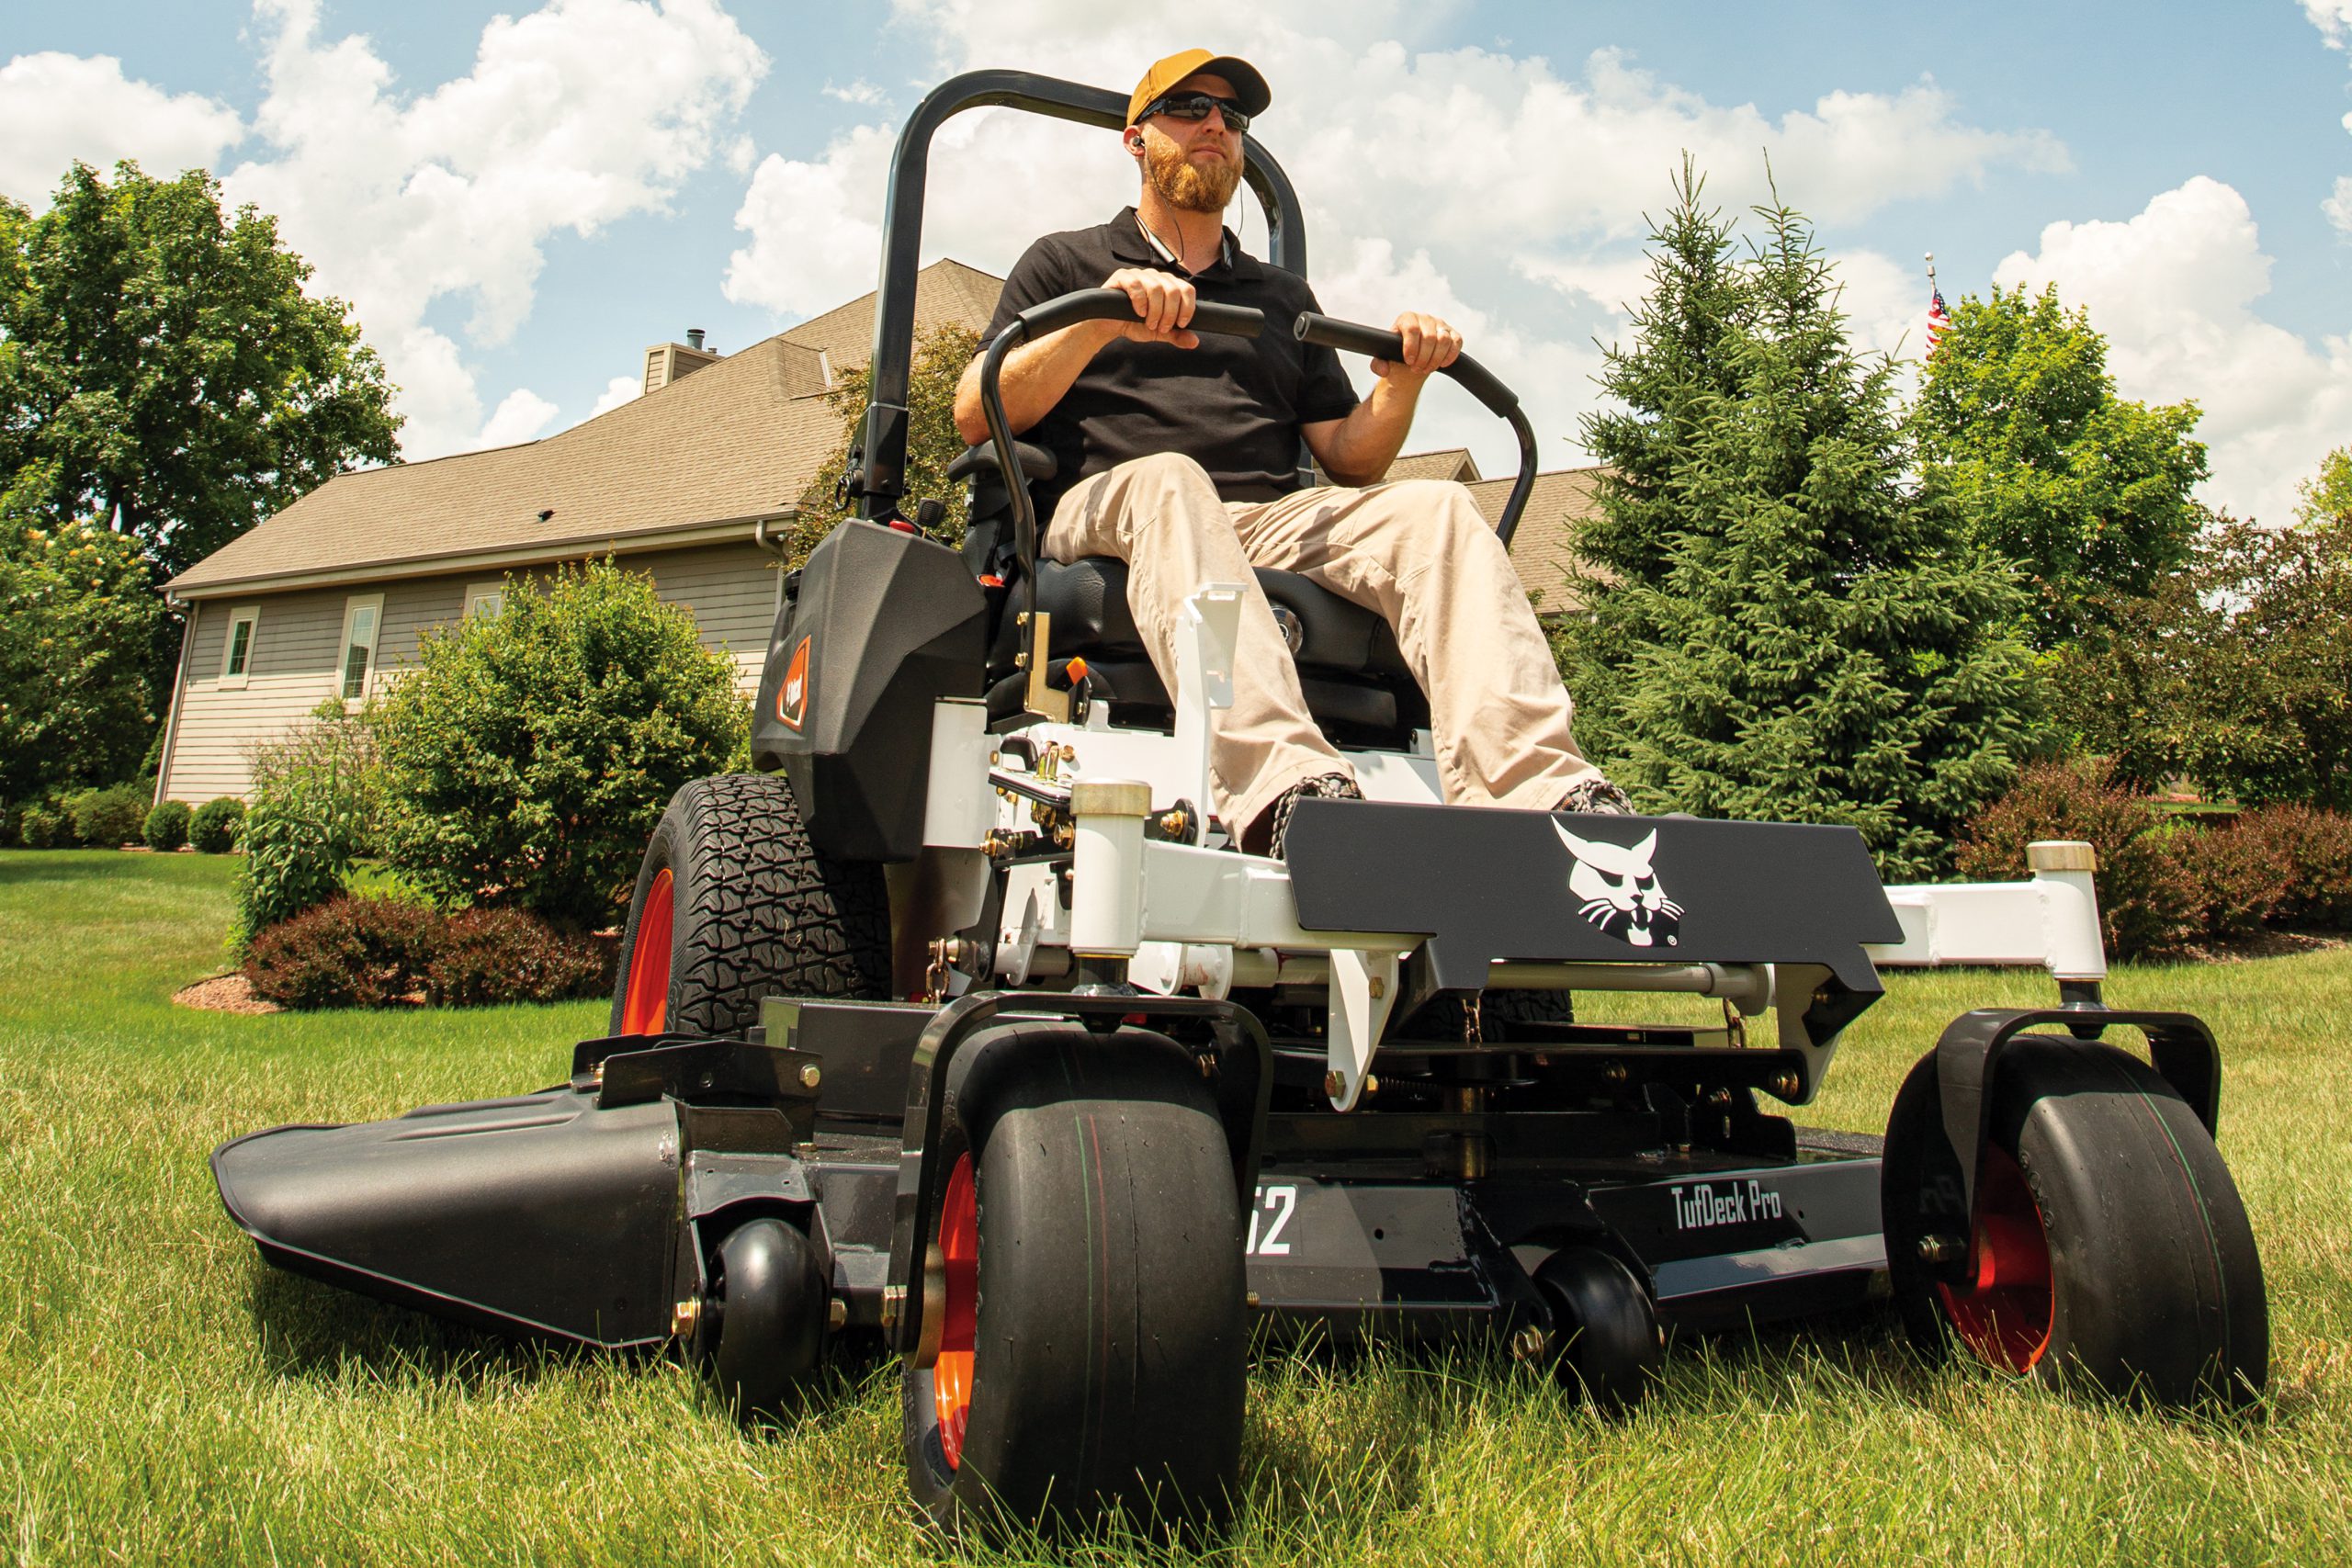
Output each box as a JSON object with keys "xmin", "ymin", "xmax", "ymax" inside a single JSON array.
[
  {"xmin": 983, "ymin": 557, "xmax": 1427, "ymax": 746},
  {"xmin": 990, "ymin": 557, "xmax": 1413, "ymax": 680}
]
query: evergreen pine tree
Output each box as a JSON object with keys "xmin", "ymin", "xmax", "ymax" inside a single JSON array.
[{"xmin": 1572, "ymin": 172, "xmax": 2037, "ymax": 879}]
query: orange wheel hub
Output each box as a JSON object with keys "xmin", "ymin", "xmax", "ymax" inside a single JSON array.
[
  {"xmin": 933, "ymin": 1153, "xmax": 978, "ymax": 1469},
  {"xmin": 1936, "ymin": 1142, "xmax": 2054, "ymax": 1371},
  {"xmin": 619, "ymin": 868, "xmax": 673, "ymax": 1035}
]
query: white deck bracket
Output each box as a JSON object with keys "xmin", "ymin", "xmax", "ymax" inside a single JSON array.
[
  {"xmin": 1869, "ymin": 840, "xmax": 2109, "ymax": 985},
  {"xmin": 1171, "ymin": 584, "xmax": 1247, "ymax": 844},
  {"xmin": 1326, "ymin": 947, "xmax": 1401, "ymax": 1111}
]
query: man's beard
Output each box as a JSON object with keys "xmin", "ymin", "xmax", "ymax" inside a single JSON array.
[{"xmin": 1143, "ymin": 130, "xmax": 1240, "ymax": 214}]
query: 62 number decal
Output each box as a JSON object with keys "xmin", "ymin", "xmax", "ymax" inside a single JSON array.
[{"xmin": 1246, "ymin": 1185, "xmax": 1298, "ymax": 1257}]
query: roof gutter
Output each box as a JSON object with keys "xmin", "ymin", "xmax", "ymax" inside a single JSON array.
[{"xmin": 165, "ymin": 510, "xmax": 798, "ymax": 604}]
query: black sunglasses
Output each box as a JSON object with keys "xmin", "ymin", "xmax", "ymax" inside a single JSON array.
[{"xmin": 1140, "ymin": 92, "xmax": 1250, "ymax": 133}]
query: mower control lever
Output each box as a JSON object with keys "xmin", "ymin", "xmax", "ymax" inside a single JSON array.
[
  {"xmin": 1293, "ymin": 312, "xmax": 1541, "ymax": 548},
  {"xmin": 1014, "ymin": 287, "xmax": 1264, "ymax": 344},
  {"xmin": 1293, "ymin": 312, "xmax": 1518, "ymax": 418}
]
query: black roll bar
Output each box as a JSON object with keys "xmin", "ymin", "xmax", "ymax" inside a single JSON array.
[{"xmin": 852, "ymin": 69, "xmax": 1309, "ymax": 521}]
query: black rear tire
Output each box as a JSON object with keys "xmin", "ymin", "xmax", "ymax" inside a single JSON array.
[
  {"xmin": 1883, "ymin": 1036, "xmax": 2267, "ymax": 1405},
  {"xmin": 695, "ymin": 1216, "xmax": 827, "ymax": 1421},
  {"xmin": 900, "ymin": 1026, "xmax": 1247, "ymax": 1544},
  {"xmin": 611, "ymin": 774, "xmax": 889, "ymax": 1038}
]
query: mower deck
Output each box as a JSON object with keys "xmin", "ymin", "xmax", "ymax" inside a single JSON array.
[{"xmin": 211, "ymin": 1012, "xmax": 1886, "ymax": 1356}]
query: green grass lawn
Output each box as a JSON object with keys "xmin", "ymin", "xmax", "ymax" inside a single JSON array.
[{"xmin": 3, "ymin": 850, "xmax": 2348, "ymax": 1565}]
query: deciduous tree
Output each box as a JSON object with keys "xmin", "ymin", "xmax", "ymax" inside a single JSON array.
[
  {"xmin": 0, "ymin": 469, "xmax": 161, "ymax": 803},
  {"xmin": 794, "ymin": 322, "xmax": 980, "ymax": 565},
  {"xmin": 0, "ymin": 161, "xmax": 402, "ymax": 579},
  {"xmin": 1912, "ymin": 283, "xmax": 2206, "ymax": 644},
  {"xmin": 2052, "ymin": 484, "xmax": 2352, "ymax": 808}
]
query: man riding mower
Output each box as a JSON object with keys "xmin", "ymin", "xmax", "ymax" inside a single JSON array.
[{"xmin": 212, "ymin": 51, "xmax": 2267, "ymax": 1546}]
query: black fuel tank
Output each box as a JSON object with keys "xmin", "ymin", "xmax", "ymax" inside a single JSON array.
[{"xmin": 752, "ymin": 521, "xmax": 986, "ymax": 863}]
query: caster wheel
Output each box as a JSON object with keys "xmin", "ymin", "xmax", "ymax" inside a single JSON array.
[
  {"xmin": 695, "ymin": 1216, "xmax": 826, "ymax": 1421},
  {"xmin": 1883, "ymin": 1036, "xmax": 2267, "ymax": 1405},
  {"xmin": 1534, "ymin": 1246, "xmax": 1658, "ymax": 1409}
]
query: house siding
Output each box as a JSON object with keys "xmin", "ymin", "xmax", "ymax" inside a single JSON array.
[{"xmin": 159, "ymin": 539, "xmax": 781, "ymax": 804}]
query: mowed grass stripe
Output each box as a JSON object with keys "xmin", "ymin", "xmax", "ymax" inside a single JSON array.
[{"xmin": 1, "ymin": 851, "xmax": 2346, "ymax": 1565}]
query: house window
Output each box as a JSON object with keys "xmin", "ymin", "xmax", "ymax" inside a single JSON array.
[
  {"xmin": 464, "ymin": 582, "xmax": 504, "ymax": 620},
  {"xmin": 337, "ymin": 594, "xmax": 383, "ymax": 702},
  {"xmin": 220, "ymin": 606, "xmax": 259, "ymax": 688}
]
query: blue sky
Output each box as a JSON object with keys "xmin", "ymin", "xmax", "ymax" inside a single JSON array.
[{"xmin": 8, "ymin": 0, "xmax": 2352, "ymax": 523}]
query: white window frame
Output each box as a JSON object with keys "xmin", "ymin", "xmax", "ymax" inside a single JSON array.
[
  {"xmin": 464, "ymin": 581, "xmax": 505, "ymax": 620},
  {"xmin": 336, "ymin": 593, "xmax": 385, "ymax": 704},
  {"xmin": 219, "ymin": 605, "xmax": 260, "ymax": 688}
]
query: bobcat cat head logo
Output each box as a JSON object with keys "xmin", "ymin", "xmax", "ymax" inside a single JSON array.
[{"xmin": 1553, "ymin": 822, "xmax": 1683, "ymax": 948}]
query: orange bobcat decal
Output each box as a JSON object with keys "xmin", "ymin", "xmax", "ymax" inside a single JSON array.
[{"xmin": 778, "ymin": 637, "xmax": 811, "ymax": 730}]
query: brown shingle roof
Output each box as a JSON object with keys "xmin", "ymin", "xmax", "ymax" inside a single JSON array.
[
  {"xmin": 170, "ymin": 260, "xmax": 1005, "ymax": 595},
  {"xmin": 1379, "ymin": 447, "xmax": 1482, "ymax": 484},
  {"xmin": 1473, "ymin": 465, "xmax": 1605, "ymax": 614},
  {"xmin": 779, "ymin": 257, "xmax": 1005, "ymax": 370}
]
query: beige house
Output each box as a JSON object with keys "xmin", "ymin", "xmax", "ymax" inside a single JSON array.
[{"xmin": 154, "ymin": 259, "xmax": 1599, "ymax": 803}]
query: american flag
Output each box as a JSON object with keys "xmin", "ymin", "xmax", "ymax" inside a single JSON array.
[{"xmin": 1927, "ymin": 287, "xmax": 1952, "ymax": 356}]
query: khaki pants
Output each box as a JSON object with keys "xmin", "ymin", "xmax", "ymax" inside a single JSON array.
[{"xmin": 1046, "ymin": 452, "xmax": 1608, "ymax": 837}]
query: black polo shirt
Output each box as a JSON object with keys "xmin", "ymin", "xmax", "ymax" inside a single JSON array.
[{"xmin": 982, "ymin": 208, "xmax": 1360, "ymax": 518}]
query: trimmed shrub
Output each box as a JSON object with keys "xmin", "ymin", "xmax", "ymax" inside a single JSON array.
[
  {"xmin": 17, "ymin": 805, "xmax": 64, "ymax": 849},
  {"xmin": 189, "ymin": 796, "xmax": 246, "ymax": 854},
  {"xmin": 1955, "ymin": 759, "xmax": 2199, "ymax": 959},
  {"xmin": 243, "ymin": 897, "xmax": 607, "ymax": 1010},
  {"xmin": 424, "ymin": 908, "xmax": 608, "ymax": 1007},
  {"xmin": 71, "ymin": 783, "xmax": 148, "ymax": 848},
  {"xmin": 243, "ymin": 896, "xmax": 443, "ymax": 1010},
  {"xmin": 231, "ymin": 707, "xmax": 384, "ymax": 950},
  {"xmin": 47, "ymin": 790, "xmax": 90, "ymax": 846},
  {"xmin": 372, "ymin": 560, "xmax": 748, "ymax": 932},
  {"xmin": 142, "ymin": 799, "xmax": 192, "ymax": 852},
  {"xmin": 2169, "ymin": 822, "xmax": 2291, "ymax": 942},
  {"xmin": 2238, "ymin": 804, "xmax": 2352, "ymax": 930}
]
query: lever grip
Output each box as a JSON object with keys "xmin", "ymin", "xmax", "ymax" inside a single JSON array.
[
  {"xmin": 1294, "ymin": 311, "xmax": 1519, "ymax": 417},
  {"xmin": 1014, "ymin": 287, "xmax": 1264, "ymax": 343}
]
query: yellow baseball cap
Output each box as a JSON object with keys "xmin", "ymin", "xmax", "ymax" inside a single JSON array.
[{"xmin": 1126, "ymin": 49, "xmax": 1272, "ymax": 129}]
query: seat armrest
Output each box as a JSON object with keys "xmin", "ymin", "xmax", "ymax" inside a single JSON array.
[{"xmin": 946, "ymin": 441, "xmax": 1058, "ymax": 484}]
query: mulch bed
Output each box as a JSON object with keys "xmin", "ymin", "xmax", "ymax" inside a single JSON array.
[{"xmin": 172, "ymin": 973, "xmax": 280, "ymax": 1015}]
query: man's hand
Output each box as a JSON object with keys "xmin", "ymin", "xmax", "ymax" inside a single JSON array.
[
  {"xmin": 951, "ymin": 266, "xmax": 1204, "ymax": 444},
  {"xmin": 1302, "ymin": 310, "xmax": 1468, "ymax": 485},
  {"xmin": 1369, "ymin": 311, "xmax": 1463, "ymax": 381},
  {"xmin": 1101, "ymin": 266, "xmax": 1201, "ymax": 349}
]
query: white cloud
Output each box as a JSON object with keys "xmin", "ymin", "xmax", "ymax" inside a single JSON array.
[
  {"xmin": 586, "ymin": 374, "xmax": 642, "ymax": 420},
  {"xmin": 1994, "ymin": 175, "xmax": 2352, "ymax": 524},
  {"xmin": 824, "ymin": 79, "xmax": 888, "ymax": 106},
  {"xmin": 2304, "ymin": 0, "xmax": 2352, "ymax": 46},
  {"xmin": 479, "ymin": 387, "xmax": 560, "ymax": 446},
  {"xmin": 727, "ymin": 2, "xmax": 2063, "ymax": 475},
  {"xmin": 218, "ymin": 0, "xmax": 765, "ymax": 458},
  {"xmin": 0, "ymin": 52, "xmax": 244, "ymax": 205}
]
